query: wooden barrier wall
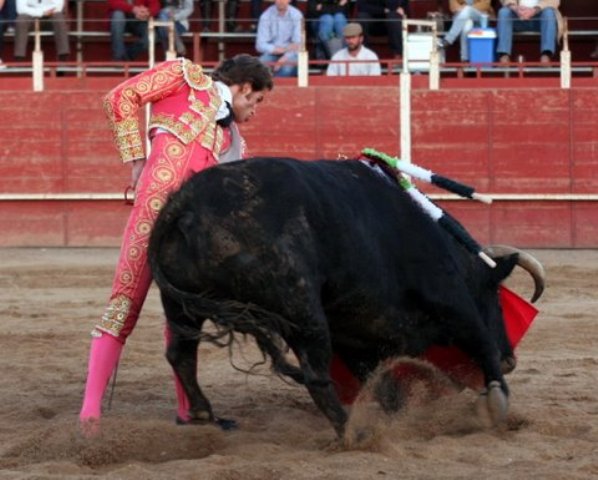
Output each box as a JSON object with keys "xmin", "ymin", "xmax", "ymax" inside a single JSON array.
[{"xmin": 0, "ymin": 80, "xmax": 597, "ymax": 247}]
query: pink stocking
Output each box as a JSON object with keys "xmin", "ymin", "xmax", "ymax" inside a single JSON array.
[
  {"xmin": 80, "ymin": 333, "xmax": 124, "ymax": 422},
  {"xmin": 164, "ymin": 325, "xmax": 191, "ymax": 422}
]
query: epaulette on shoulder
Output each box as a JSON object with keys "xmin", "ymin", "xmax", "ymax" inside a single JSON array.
[{"xmin": 181, "ymin": 58, "xmax": 212, "ymax": 91}]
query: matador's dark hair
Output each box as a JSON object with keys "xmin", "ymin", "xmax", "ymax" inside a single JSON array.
[{"xmin": 211, "ymin": 54, "xmax": 274, "ymax": 92}]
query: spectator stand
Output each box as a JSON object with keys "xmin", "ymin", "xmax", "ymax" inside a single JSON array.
[
  {"xmin": 437, "ymin": 16, "xmax": 598, "ymax": 81},
  {"xmin": 1, "ymin": 0, "xmax": 598, "ymax": 85},
  {"xmin": 70, "ymin": 0, "xmax": 258, "ymax": 64}
]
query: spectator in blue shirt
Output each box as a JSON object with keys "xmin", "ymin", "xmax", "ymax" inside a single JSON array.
[{"xmin": 255, "ymin": 0, "xmax": 303, "ymax": 77}]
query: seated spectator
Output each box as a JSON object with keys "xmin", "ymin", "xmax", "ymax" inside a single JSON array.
[
  {"xmin": 156, "ymin": 0, "xmax": 193, "ymax": 57},
  {"xmin": 255, "ymin": 0, "xmax": 303, "ymax": 77},
  {"xmin": 108, "ymin": 0, "xmax": 160, "ymax": 61},
  {"xmin": 308, "ymin": 0, "xmax": 349, "ymax": 59},
  {"xmin": 226, "ymin": 0, "xmax": 263, "ymax": 32},
  {"xmin": 355, "ymin": 0, "xmax": 409, "ymax": 59},
  {"xmin": 13, "ymin": 0, "xmax": 70, "ymax": 61},
  {"xmin": 496, "ymin": 0, "xmax": 562, "ymax": 64},
  {"xmin": 249, "ymin": 0, "xmax": 262, "ymax": 31},
  {"xmin": 591, "ymin": 39, "xmax": 598, "ymax": 60},
  {"xmin": 440, "ymin": 0, "xmax": 494, "ymax": 62},
  {"xmin": 0, "ymin": 0, "xmax": 17, "ymax": 67},
  {"xmin": 326, "ymin": 22, "xmax": 381, "ymax": 75},
  {"xmin": 200, "ymin": 0, "xmax": 211, "ymax": 32}
]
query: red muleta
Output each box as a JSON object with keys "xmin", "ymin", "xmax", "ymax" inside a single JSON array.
[{"xmin": 330, "ymin": 286, "xmax": 539, "ymax": 404}]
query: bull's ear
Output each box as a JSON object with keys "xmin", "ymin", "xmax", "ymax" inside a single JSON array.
[{"xmin": 491, "ymin": 253, "xmax": 518, "ymax": 283}]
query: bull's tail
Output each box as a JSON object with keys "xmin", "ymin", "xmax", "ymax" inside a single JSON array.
[
  {"xmin": 159, "ymin": 280, "xmax": 305, "ymax": 385},
  {"xmin": 148, "ymin": 201, "xmax": 304, "ymax": 385}
]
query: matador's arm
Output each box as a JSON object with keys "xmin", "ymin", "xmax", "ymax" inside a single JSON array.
[{"xmin": 103, "ymin": 59, "xmax": 208, "ymax": 162}]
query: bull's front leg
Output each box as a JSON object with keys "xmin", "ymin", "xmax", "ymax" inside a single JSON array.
[
  {"xmin": 465, "ymin": 340, "xmax": 509, "ymax": 426},
  {"xmin": 448, "ymin": 309, "xmax": 510, "ymax": 425},
  {"xmin": 292, "ymin": 335, "xmax": 349, "ymax": 439}
]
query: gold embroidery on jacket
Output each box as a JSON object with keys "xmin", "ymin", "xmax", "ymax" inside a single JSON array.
[
  {"xmin": 105, "ymin": 60, "xmax": 187, "ymax": 162},
  {"xmin": 149, "ymin": 85, "xmax": 221, "ymax": 146},
  {"xmin": 182, "ymin": 58, "xmax": 212, "ymax": 91},
  {"xmin": 213, "ymin": 125, "xmax": 225, "ymax": 155},
  {"xmin": 106, "ymin": 59, "xmax": 218, "ymax": 160},
  {"xmin": 96, "ymin": 295, "xmax": 132, "ymax": 337},
  {"xmin": 188, "ymin": 85, "xmax": 222, "ymax": 118},
  {"xmin": 111, "ymin": 118, "xmax": 144, "ymax": 161},
  {"xmin": 149, "ymin": 114, "xmax": 196, "ymax": 144}
]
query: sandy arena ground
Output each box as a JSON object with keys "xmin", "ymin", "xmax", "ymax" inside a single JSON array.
[{"xmin": 0, "ymin": 247, "xmax": 596, "ymax": 479}]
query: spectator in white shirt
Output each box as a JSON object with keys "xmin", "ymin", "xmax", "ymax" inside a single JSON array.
[
  {"xmin": 326, "ymin": 23, "xmax": 381, "ymax": 76},
  {"xmin": 496, "ymin": 0, "xmax": 562, "ymax": 64},
  {"xmin": 14, "ymin": 0, "xmax": 70, "ymax": 60}
]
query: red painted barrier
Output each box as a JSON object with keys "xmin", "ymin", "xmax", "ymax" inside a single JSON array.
[{"xmin": 0, "ymin": 79, "xmax": 597, "ymax": 247}]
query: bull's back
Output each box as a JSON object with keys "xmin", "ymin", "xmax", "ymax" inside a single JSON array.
[
  {"xmin": 171, "ymin": 159, "xmax": 418, "ymax": 260},
  {"xmin": 153, "ymin": 158, "xmax": 453, "ymax": 292},
  {"xmin": 176, "ymin": 157, "xmax": 419, "ymax": 240}
]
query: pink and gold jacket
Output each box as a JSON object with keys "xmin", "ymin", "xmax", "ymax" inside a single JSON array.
[{"xmin": 103, "ymin": 58, "xmax": 229, "ymax": 163}]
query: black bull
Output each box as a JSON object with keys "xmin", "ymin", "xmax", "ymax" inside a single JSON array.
[{"xmin": 148, "ymin": 158, "xmax": 545, "ymax": 438}]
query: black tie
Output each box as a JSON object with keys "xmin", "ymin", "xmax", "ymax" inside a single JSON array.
[{"xmin": 217, "ymin": 101, "xmax": 234, "ymax": 127}]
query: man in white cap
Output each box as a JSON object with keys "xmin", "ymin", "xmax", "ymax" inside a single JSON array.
[{"xmin": 326, "ymin": 22, "xmax": 381, "ymax": 76}]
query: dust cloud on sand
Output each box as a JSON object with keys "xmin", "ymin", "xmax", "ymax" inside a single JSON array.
[{"xmin": 0, "ymin": 248, "xmax": 596, "ymax": 479}]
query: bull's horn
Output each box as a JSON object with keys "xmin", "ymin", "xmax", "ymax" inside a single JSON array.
[{"xmin": 483, "ymin": 245, "xmax": 545, "ymax": 303}]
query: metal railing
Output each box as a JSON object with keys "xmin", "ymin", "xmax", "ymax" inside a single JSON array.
[{"xmin": 2, "ymin": 15, "xmax": 598, "ymax": 90}]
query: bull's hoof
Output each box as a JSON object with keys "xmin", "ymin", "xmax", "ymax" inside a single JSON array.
[
  {"xmin": 342, "ymin": 426, "xmax": 377, "ymax": 449},
  {"xmin": 486, "ymin": 381, "xmax": 509, "ymax": 425},
  {"xmin": 474, "ymin": 381, "xmax": 509, "ymax": 426},
  {"xmin": 175, "ymin": 415, "xmax": 238, "ymax": 431}
]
